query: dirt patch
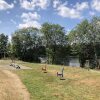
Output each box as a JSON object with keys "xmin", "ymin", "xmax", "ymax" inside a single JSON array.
[{"xmin": 0, "ymin": 70, "xmax": 30, "ymax": 100}]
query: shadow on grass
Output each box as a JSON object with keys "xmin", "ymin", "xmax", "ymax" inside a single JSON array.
[{"xmin": 60, "ymin": 78, "xmax": 66, "ymax": 80}]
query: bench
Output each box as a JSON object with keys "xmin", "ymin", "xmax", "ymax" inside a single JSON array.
[
  {"xmin": 42, "ymin": 65, "xmax": 47, "ymax": 73},
  {"xmin": 15, "ymin": 65, "xmax": 20, "ymax": 69},
  {"xmin": 57, "ymin": 67, "xmax": 65, "ymax": 80},
  {"xmin": 10, "ymin": 63, "xmax": 15, "ymax": 67},
  {"xmin": 10, "ymin": 63, "xmax": 20, "ymax": 69}
]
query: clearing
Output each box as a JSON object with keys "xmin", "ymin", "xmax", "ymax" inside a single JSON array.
[{"xmin": 0, "ymin": 60, "xmax": 100, "ymax": 100}]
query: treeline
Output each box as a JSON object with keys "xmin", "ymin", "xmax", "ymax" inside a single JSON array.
[
  {"xmin": 1, "ymin": 23, "xmax": 70, "ymax": 64},
  {"xmin": 0, "ymin": 17, "xmax": 100, "ymax": 69}
]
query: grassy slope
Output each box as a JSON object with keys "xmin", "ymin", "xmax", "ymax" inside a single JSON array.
[{"xmin": 14, "ymin": 61, "xmax": 100, "ymax": 100}]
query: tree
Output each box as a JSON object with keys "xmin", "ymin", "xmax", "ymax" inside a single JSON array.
[
  {"xmin": 89, "ymin": 17, "xmax": 100, "ymax": 68},
  {"xmin": 68, "ymin": 20, "xmax": 90, "ymax": 67},
  {"xmin": 12, "ymin": 27, "xmax": 45, "ymax": 62},
  {"xmin": 68, "ymin": 17, "xmax": 100, "ymax": 69},
  {"xmin": 0, "ymin": 33, "xmax": 8, "ymax": 58},
  {"xmin": 41, "ymin": 23, "xmax": 70, "ymax": 64}
]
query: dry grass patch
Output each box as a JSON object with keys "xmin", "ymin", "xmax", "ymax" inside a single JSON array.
[
  {"xmin": 0, "ymin": 69, "xmax": 30, "ymax": 100},
  {"xmin": 75, "ymin": 77, "xmax": 100, "ymax": 87}
]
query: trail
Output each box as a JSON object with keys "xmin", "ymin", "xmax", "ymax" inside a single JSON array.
[{"xmin": 0, "ymin": 70, "xmax": 30, "ymax": 100}]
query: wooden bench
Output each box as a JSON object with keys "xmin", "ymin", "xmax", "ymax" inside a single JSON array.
[
  {"xmin": 42, "ymin": 65, "xmax": 47, "ymax": 73},
  {"xmin": 39, "ymin": 57, "xmax": 48, "ymax": 73}
]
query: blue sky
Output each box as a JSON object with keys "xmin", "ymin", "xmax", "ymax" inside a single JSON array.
[{"xmin": 0, "ymin": 0, "xmax": 100, "ymax": 37}]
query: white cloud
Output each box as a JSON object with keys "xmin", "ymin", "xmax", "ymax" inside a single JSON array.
[
  {"xmin": 0, "ymin": 0, "xmax": 14, "ymax": 10},
  {"xmin": 53, "ymin": 0, "xmax": 61, "ymax": 8},
  {"xmin": 37, "ymin": 0, "xmax": 50, "ymax": 9},
  {"xmin": 21, "ymin": 12, "xmax": 40, "ymax": 22},
  {"xmin": 53, "ymin": 0, "xmax": 89, "ymax": 19},
  {"xmin": 20, "ymin": 0, "xmax": 50, "ymax": 10},
  {"xmin": 20, "ymin": 0, "xmax": 35, "ymax": 10},
  {"xmin": 57, "ymin": 5, "xmax": 81, "ymax": 19},
  {"xmin": 53, "ymin": 0, "xmax": 81, "ymax": 19},
  {"xmin": 11, "ymin": 19, "xmax": 17, "ymax": 25},
  {"xmin": 75, "ymin": 2, "xmax": 89, "ymax": 11},
  {"xmin": 18, "ymin": 21, "xmax": 41, "ymax": 29},
  {"xmin": 18, "ymin": 12, "xmax": 41, "ymax": 29},
  {"xmin": 91, "ymin": 0, "xmax": 100, "ymax": 12}
]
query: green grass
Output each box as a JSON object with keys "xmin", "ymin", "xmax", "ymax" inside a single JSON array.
[{"xmin": 8, "ymin": 60, "xmax": 100, "ymax": 100}]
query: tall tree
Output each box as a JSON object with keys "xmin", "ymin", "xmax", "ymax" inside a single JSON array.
[
  {"xmin": 12, "ymin": 27, "xmax": 45, "ymax": 62},
  {"xmin": 0, "ymin": 33, "xmax": 8, "ymax": 58},
  {"xmin": 68, "ymin": 17, "xmax": 100, "ymax": 68},
  {"xmin": 89, "ymin": 17, "xmax": 100, "ymax": 68},
  {"xmin": 41, "ymin": 23, "xmax": 70, "ymax": 64},
  {"xmin": 68, "ymin": 20, "xmax": 90, "ymax": 67}
]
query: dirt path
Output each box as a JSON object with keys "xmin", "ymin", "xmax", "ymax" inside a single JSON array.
[{"xmin": 0, "ymin": 70, "xmax": 30, "ymax": 100}]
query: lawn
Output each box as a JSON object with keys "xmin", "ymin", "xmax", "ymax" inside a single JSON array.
[{"xmin": 13, "ymin": 60, "xmax": 100, "ymax": 100}]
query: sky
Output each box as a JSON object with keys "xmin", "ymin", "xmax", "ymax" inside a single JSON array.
[{"xmin": 0, "ymin": 0, "xmax": 100, "ymax": 38}]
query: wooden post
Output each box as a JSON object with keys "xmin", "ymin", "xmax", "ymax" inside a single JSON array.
[
  {"xmin": 85, "ymin": 60, "xmax": 90, "ymax": 71},
  {"xmin": 61, "ymin": 67, "xmax": 64, "ymax": 77}
]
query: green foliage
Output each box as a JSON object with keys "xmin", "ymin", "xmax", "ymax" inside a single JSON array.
[
  {"xmin": 10, "ymin": 23, "xmax": 70, "ymax": 64},
  {"xmin": 0, "ymin": 33, "xmax": 8, "ymax": 58},
  {"xmin": 68, "ymin": 17, "xmax": 100, "ymax": 69},
  {"xmin": 12, "ymin": 27, "xmax": 46, "ymax": 62},
  {"xmin": 41, "ymin": 23, "xmax": 70, "ymax": 64}
]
